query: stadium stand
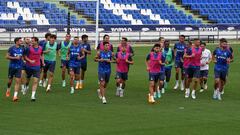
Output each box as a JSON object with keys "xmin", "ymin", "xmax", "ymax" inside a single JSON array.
[
  {"xmin": 1, "ymin": 0, "xmax": 240, "ymax": 25},
  {"xmin": 180, "ymin": 0, "xmax": 240, "ymax": 24},
  {"xmin": 64, "ymin": 0, "xmax": 201, "ymax": 25}
]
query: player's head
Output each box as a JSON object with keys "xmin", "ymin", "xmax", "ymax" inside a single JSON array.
[
  {"xmin": 194, "ymin": 38, "xmax": 200, "ymax": 47},
  {"xmin": 49, "ymin": 34, "xmax": 57, "ymax": 44},
  {"xmin": 159, "ymin": 37, "xmax": 165, "ymax": 44},
  {"xmin": 200, "ymin": 42, "xmax": 206, "ymax": 50},
  {"xmin": 24, "ymin": 37, "xmax": 31, "ymax": 45},
  {"xmin": 14, "ymin": 37, "xmax": 22, "ymax": 45},
  {"xmin": 153, "ymin": 43, "xmax": 161, "ymax": 53},
  {"xmin": 73, "ymin": 36, "xmax": 79, "ymax": 45},
  {"xmin": 220, "ymin": 38, "xmax": 228, "ymax": 49},
  {"xmin": 187, "ymin": 41, "xmax": 192, "ymax": 48},
  {"xmin": 81, "ymin": 34, "xmax": 88, "ymax": 43},
  {"xmin": 164, "ymin": 40, "xmax": 170, "ymax": 48},
  {"xmin": 103, "ymin": 34, "xmax": 110, "ymax": 42},
  {"xmin": 121, "ymin": 37, "xmax": 128, "ymax": 45},
  {"xmin": 31, "ymin": 37, "xmax": 39, "ymax": 46},
  {"xmin": 179, "ymin": 35, "xmax": 185, "ymax": 43},
  {"xmin": 103, "ymin": 41, "xmax": 110, "ymax": 51},
  {"xmin": 45, "ymin": 33, "xmax": 51, "ymax": 41},
  {"xmin": 65, "ymin": 34, "xmax": 71, "ymax": 41}
]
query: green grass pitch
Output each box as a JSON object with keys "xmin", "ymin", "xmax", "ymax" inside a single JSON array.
[{"xmin": 0, "ymin": 44, "xmax": 240, "ymax": 135}]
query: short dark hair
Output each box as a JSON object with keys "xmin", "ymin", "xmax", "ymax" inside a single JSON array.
[
  {"xmin": 153, "ymin": 43, "xmax": 161, "ymax": 48},
  {"xmin": 194, "ymin": 38, "xmax": 200, "ymax": 41},
  {"xmin": 81, "ymin": 34, "xmax": 88, "ymax": 40},
  {"xmin": 164, "ymin": 40, "xmax": 170, "ymax": 43},
  {"xmin": 66, "ymin": 33, "xmax": 71, "ymax": 36},
  {"xmin": 50, "ymin": 34, "xmax": 57, "ymax": 39},
  {"xmin": 220, "ymin": 38, "xmax": 227, "ymax": 43},
  {"xmin": 103, "ymin": 34, "xmax": 109, "ymax": 39},
  {"xmin": 201, "ymin": 42, "xmax": 206, "ymax": 46},
  {"xmin": 74, "ymin": 36, "xmax": 79, "ymax": 39},
  {"xmin": 14, "ymin": 37, "xmax": 22, "ymax": 44},
  {"xmin": 103, "ymin": 41, "xmax": 109, "ymax": 46},
  {"xmin": 188, "ymin": 41, "xmax": 192, "ymax": 45},
  {"xmin": 31, "ymin": 37, "xmax": 39, "ymax": 42},
  {"xmin": 45, "ymin": 33, "xmax": 51, "ymax": 39},
  {"xmin": 159, "ymin": 37, "xmax": 164, "ymax": 41},
  {"xmin": 122, "ymin": 37, "xmax": 128, "ymax": 42},
  {"xmin": 179, "ymin": 35, "xmax": 185, "ymax": 38}
]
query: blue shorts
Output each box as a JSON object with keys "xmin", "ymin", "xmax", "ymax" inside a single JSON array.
[
  {"xmin": 61, "ymin": 60, "xmax": 69, "ymax": 68},
  {"xmin": 184, "ymin": 67, "xmax": 189, "ymax": 78},
  {"xmin": 116, "ymin": 72, "xmax": 128, "ymax": 80},
  {"xmin": 149, "ymin": 73, "xmax": 160, "ymax": 82},
  {"xmin": 165, "ymin": 67, "xmax": 172, "ymax": 82},
  {"xmin": 26, "ymin": 66, "xmax": 40, "ymax": 78},
  {"xmin": 159, "ymin": 72, "xmax": 165, "ymax": 81},
  {"xmin": 175, "ymin": 61, "xmax": 183, "ymax": 68},
  {"xmin": 200, "ymin": 70, "xmax": 209, "ymax": 78},
  {"xmin": 80, "ymin": 62, "xmax": 87, "ymax": 71},
  {"xmin": 69, "ymin": 66, "xmax": 80, "ymax": 74},
  {"xmin": 44, "ymin": 60, "xmax": 56, "ymax": 73},
  {"xmin": 8, "ymin": 67, "xmax": 22, "ymax": 79},
  {"xmin": 98, "ymin": 72, "xmax": 111, "ymax": 83},
  {"xmin": 188, "ymin": 66, "xmax": 200, "ymax": 78},
  {"xmin": 214, "ymin": 69, "xmax": 228, "ymax": 81}
]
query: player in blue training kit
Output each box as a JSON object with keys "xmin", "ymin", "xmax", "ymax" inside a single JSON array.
[
  {"xmin": 67, "ymin": 36, "xmax": 85, "ymax": 93},
  {"xmin": 39, "ymin": 33, "xmax": 51, "ymax": 87},
  {"xmin": 5, "ymin": 37, "xmax": 24, "ymax": 102},
  {"xmin": 95, "ymin": 42, "xmax": 115, "ymax": 104},
  {"xmin": 212, "ymin": 39, "xmax": 232, "ymax": 100},
  {"xmin": 173, "ymin": 35, "xmax": 186, "ymax": 91},
  {"xmin": 79, "ymin": 34, "xmax": 91, "ymax": 89},
  {"xmin": 219, "ymin": 38, "xmax": 234, "ymax": 95}
]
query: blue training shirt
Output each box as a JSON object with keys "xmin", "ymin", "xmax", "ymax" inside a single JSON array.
[
  {"xmin": 69, "ymin": 44, "xmax": 82, "ymax": 68},
  {"xmin": 8, "ymin": 45, "xmax": 24, "ymax": 69},
  {"xmin": 80, "ymin": 43, "xmax": 91, "ymax": 63},
  {"xmin": 213, "ymin": 47, "xmax": 232, "ymax": 71},
  {"xmin": 98, "ymin": 50, "xmax": 112, "ymax": 73},
  {"xmin": 174, "ymin": 42, "xmax": 186, "ymax": 62}
]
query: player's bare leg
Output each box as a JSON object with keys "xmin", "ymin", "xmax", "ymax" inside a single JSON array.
[
  {"xmin": 6, "ymin": 79, "xmax": 13, "ymax": 97},
  {"xmin": 13, "ymin": 78, "xmax": 21, "ymax": 102},
  {"xmin": 62, "ymin": 66, "xmax": 66, "ymax": 87},
  {"xmin": 46, "ymin": 72, "xmax": 54, "ymax": 92},
  {"xmin": 174, "ymin": 68, "xmax": 180, "ymax": 90}
]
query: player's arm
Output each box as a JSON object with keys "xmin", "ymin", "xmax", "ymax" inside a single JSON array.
[
  {"xmin": 84, "ymin": 45, "xmax": 91, "ymax": 55},
  {"xmin": 160, "ymin": 54, "xmax": 165, "ymax": 65},
  {"xmin": 41, "ymin": 51, "xmax": 45, "ymax": 66},
  {"xmin": 173, "ymin": 44, "xmax": 177, "ymax": 57},
  {"xmin": 43, "ymin": 45, "xmax": 50, "ymax": 54},
  {"xmin": 77, "ymin": 48, "xmax": 85, "ymax": 60},
  {"xmin": 145, "ymin": 54, "xmax": 150, "ymax": 71},
  {"xmin": 212, "ymin": 50, "xmax": 217, "ymax": 63},
  {"xmin": 207, "ymin": 51, "xmax": 212, "ymax": 64},
  {"xmin": 66, "ymin": 48, "xmax": 70, "ymax": 60},
  {"xmin": 130, "ymin": 46, "xmax": 134, "ymax": 57},
  {"xmin": 56, "ymin": 43, "xmax": 61, "ymax": 56},
  {"xmin": 126, "ymin": 56, "xmax": 134, "ymax": 65},
  {"xmin": 57, "ymin": 42, "xmax": 61, "ymax": 56},
  {"xmin": 24, "ymin": 48, "xmax": 35, "ymax": 63},
  {"xmin": 94, "ymin": 51, "xmax": 103, "ymax": 62},
  {"xmin": 96, "ymin": 43, "xmax": 100, "ymax": 51}
]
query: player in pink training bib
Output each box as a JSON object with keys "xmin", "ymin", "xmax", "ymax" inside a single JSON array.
[{"xmin": 115, "ymin": 47, "xmax": 134, "ymax": 97}]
